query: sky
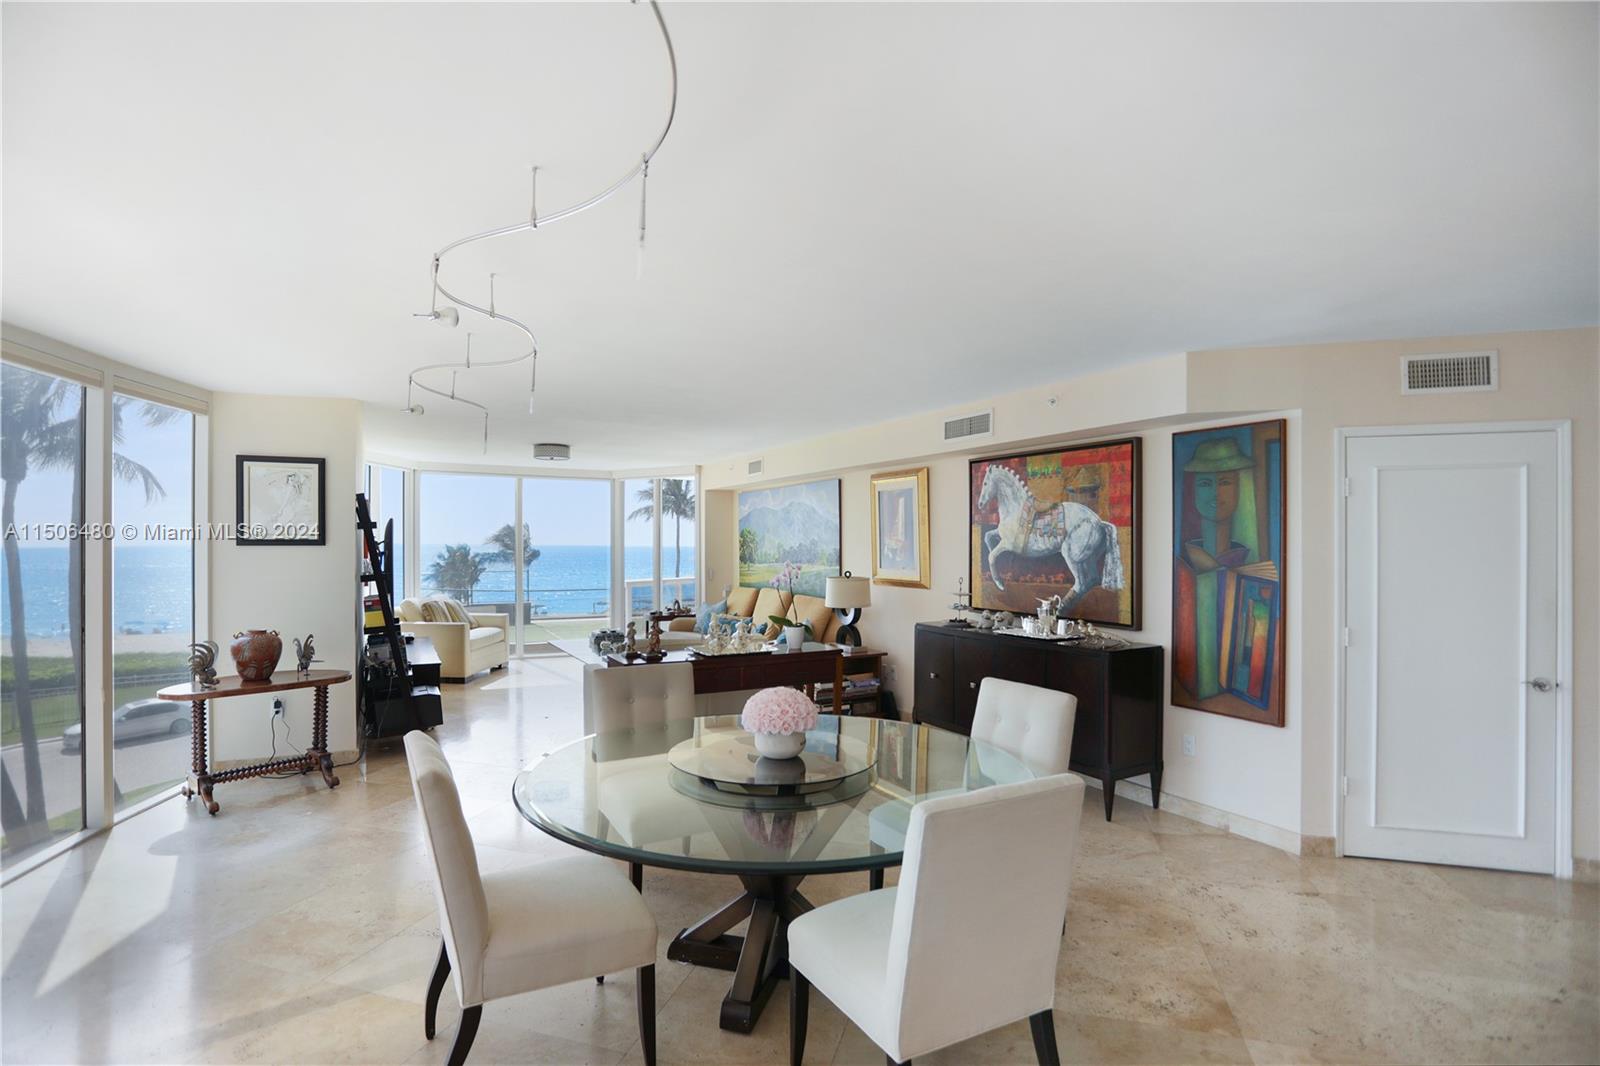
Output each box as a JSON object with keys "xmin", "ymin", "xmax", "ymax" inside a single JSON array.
[{"xmin": 415, "ymin": 474, "xmax": 693, "ymax": 548}]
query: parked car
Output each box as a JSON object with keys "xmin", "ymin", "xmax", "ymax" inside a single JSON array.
[{"xmin": 61, "ymin": 697, "xmax": 190, "ymax": 754}]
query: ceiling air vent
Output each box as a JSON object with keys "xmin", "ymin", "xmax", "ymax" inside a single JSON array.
[
  {"xmin": 1401, "ymin": 351, "xmax": 1498, "ymax": 395},
  {"xmin": 943, "ymin": 410, "xmax": 994, "ymax": 442},
  {"xmin": 747, "ymin": 458, "xmax": 764, "ymax": 476}
]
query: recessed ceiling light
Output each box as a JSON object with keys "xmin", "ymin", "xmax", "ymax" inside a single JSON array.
[{"xmin": 533, "ymin": 443, "xmax": 571, "ymax": 462}]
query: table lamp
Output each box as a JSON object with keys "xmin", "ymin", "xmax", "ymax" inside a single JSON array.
[{"xmin": 824, "ymin": 571, "xmax": 872, "ymax": 647}]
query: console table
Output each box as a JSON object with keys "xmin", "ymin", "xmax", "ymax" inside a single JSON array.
[
  {"xmin": 157, "ymin": 669, "xmax": 352, "ymax": 815},
  {"xmin": 606, "ymin": 645, "xmax": 887, "ymax": 715},
  {"xmin": 912, "ymin": 623, "xmax": 1163, "ymax": 819}
]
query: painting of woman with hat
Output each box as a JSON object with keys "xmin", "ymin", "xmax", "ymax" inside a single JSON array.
[{"xmin": 1172, "ymin": 419, "xmax": 1286, "ymax": 725}]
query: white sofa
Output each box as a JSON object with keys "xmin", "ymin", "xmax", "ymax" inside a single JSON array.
[{"xmin": 397, "ymin": 598, "xmax": 510, "ymax": 682}]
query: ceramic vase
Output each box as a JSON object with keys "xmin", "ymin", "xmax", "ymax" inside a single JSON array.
[
  {"xmin": 783, "ymin": 625, "xmax": 807, "ymax": 650},
  {"xmin": 231, "ymin": 629, "xmax": 283, "ymax": 682},
  {"xmin": 753, "ymin": 730, "xmax": 807, "ymax": 759}
]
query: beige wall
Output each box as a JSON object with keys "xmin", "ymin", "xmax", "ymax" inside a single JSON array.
[
  {"xmin": 208, "ymin": 394, "xmax": 363, "ymax": 762},
  {"xmin": 704, "ymin": 327, "xmax": 1598, "ymax": 862}
]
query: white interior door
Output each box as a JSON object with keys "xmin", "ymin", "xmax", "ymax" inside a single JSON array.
[{"xmin": 1342, "ymin": 426, "xmax": 1563, "ymax": 873}]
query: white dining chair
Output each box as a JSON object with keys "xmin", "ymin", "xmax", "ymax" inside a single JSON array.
[
  {"xmin": 970, "ymin": 677, "xmax": 1078, "ymax": 777},
  {"xmin": 404, "ymin": 731, "xmax": 660, "ymax": 1066},
  {"xmin": 584, "ymin": 661, "xmax": 700, "ymax": 897},
  {"xmin": 788, "ymin": 773, "xmax": 1085, "ymax": 1066}
]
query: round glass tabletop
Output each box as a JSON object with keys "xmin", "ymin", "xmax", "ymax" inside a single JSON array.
[{"xmin": 512, "ymin": 714, "xmax": 1034, "ymax": 876}]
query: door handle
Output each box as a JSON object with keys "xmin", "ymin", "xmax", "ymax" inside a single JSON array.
[
  {"xmin": 928, "ymin": 672, "xmax": 939, "ymax": 680},
  {"xmin": 1524, "ymin": 678, "xmax": 1558, "ymax": 693},
  {"xmin": 968, "ymin": 681, "xmax": 977, "ymax": 690}
]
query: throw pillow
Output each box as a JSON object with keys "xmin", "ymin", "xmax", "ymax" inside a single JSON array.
[
  {"xmin": 442, "ymin": 598, "xmax": 473, "ymax": 625},
  {"xmin": 695, "ymin": 598, "xmax": 728, "ymax": 635},
  {"xmin": 418, "ymin": 599, "xmax": 447, "ymax": 623}
]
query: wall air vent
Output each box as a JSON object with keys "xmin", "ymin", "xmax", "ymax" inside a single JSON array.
[
  {"xmin": 1401, "ymin": 351, "xmax": 1498, "ymax": 394},
  {"xmin": 943, "ymin": 410, "xmax": 994, "ymax": 442},
  {"xmin": 747, "ymin": 458, "xmax": 764, "ymax": 476}
]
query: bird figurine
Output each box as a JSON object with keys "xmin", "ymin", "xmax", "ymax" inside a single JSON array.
[
  {"xmin": 188, "ymin": 640, "xmax": 220, "ymax": 688},
  {"xmin": 293, "ymin": 634, "xmax": 317, "ymax": 675}
]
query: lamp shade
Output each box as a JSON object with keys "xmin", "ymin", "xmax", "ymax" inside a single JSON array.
[{"xmin": 825, "ymin": 574, "xmax": 871, "ymax": 609}]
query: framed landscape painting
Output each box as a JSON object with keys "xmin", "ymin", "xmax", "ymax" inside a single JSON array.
[
  {"xmin": 870, "ymin": 467, "xmax": 930, "ymax": 588},
  {"xmin": 969, "ymin": 439, "xmax": 1140, "ymax": 627},
  {"xmin": 737, "ymin": 478, "xmax": 841, "ymax": 597},
  {"xmin": 1171, "ymin": 419, "xmax": 1286, "ymax": 726}
]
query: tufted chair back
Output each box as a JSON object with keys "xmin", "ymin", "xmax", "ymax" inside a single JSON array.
[
  {"xmin": 970, "ymin": 678, "xmax": 1078, "ymax": 777},
  {"xmin": 584, "ymin": 661, "xmax": 696, "ymax": 736}
]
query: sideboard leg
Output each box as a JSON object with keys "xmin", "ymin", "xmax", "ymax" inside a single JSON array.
[
  {"xmin": 1102, "ymin": 775, "xmax": 1116, "ymax": 821},
  {"xmin": 1150, "ymin": 765, "xmax": 1163, "ymax": 810}
]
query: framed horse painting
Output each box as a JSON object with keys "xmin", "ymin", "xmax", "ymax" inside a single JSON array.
[{"xmin": 969, "ymin": 439, "xmax": 1141, "ymax": 628}]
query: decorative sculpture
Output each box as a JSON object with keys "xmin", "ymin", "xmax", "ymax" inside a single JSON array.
[
  {"xmin": 188, "ymin": 640, "xmax": 220, "ymax": 688},
  {"xmin": 293, "ymin": 634, "xmax": 317, "ymax": 675},
  {"xmin": 624, "ymin": 621, "xmax": 640, "ymax": 660}
]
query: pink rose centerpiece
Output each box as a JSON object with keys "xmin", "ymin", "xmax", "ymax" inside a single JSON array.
[{"xmin": 740, "ymin": 686, "xmax": 819, "ymax": 759}]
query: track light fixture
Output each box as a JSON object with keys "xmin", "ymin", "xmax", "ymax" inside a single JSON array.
[{"xmin": 405, "ymin": 0, "xmax": 678, "ymax": 453}]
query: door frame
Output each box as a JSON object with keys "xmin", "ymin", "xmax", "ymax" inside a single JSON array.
[{"xmin": 1334, "ymin": 420, "xmax": 1573, "ymax": 878}]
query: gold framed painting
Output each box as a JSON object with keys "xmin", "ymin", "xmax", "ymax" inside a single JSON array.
[{"xmin": 870, "ymin": 467, "xmax": 930, "ymax": 588}]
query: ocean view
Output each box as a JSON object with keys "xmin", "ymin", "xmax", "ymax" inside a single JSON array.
[{"xmin": 1, "ymin": 542, "xmax": 699, "ymax": 637}]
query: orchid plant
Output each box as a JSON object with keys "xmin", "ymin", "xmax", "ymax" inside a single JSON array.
[{"xmin": 766, "ymin": 560, "xmax": 813, "ymax": 639}]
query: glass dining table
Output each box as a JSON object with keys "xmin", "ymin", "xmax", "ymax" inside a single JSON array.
[{"xmin": 512, "ymin": 714, "xmax": 1033, "ymax": 1033}]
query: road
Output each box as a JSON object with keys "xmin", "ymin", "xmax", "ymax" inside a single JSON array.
[{"xmin": 2, "ymin": 731, "xmax": 189, "ymax": 821}]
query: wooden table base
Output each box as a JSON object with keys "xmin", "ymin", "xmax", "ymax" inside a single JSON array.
[
  {"xmin": 666, "ymin": 874, "xmax": 814, "ymax": 1033},
  {"xmin": 167, "ymin": 673, "xmax": 347, "ymax": 815}
]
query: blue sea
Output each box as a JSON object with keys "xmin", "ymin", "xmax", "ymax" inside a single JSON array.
[{"xmin": 0, "ymin": 542, "xmax": 697, "ymax": 638}]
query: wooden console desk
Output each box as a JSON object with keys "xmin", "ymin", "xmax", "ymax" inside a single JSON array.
[
  {"xmin": 157, "ymin": 669, "xmax": 351, "ymax": 814},
  {"xmin": 605, "ymin": 645, "xmax": 887, "ymax": 715}
]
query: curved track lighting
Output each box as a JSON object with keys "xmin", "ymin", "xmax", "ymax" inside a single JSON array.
[{"xmin": 406, "ymin": 0, "xmax": 679, "ymax": 452}]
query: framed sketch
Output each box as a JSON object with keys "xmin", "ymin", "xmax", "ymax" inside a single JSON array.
[
  {"xmin": 236, "ymin": 455, "xmax": 326, "ymax": 546},
  {"xmin": 969, "ymin": 438, "xmax": 1141, "ymax": 628},
  {"xmin": 1171, "ymin": 419, "xmax": 1286, "ymax": 726},
  {"xmin": 870, "ymin": 467, "xmax": 930, "ymax": 588}
]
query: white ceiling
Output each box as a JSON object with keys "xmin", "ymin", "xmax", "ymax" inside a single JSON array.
[{"xmin": 5, "ymin": 2, "xmax": 1596, "ymax": 470}]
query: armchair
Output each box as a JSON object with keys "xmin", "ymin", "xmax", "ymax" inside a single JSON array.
[{"xmin": 397, "ymin": 598, "xmax": 509, "ymax": 682}]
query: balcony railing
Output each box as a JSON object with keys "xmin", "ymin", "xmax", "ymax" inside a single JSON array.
[{"xmin": 417, "ymin": 576, "xmax": 698, "ymax": 623}]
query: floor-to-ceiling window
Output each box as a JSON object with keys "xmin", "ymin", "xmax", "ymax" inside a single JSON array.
[
  {"xmin": 0, "ymin": 363, "xmax": 86, "ymax": 868},
  {"xmin": 520, "ymin": 477, "xmax": 611, "ymax": 645},
  {"xmin": 624, "ymin": 477, "xmax": 698, "ymax": 615},
  {"xmin": 365, "ymin": 464, "xmax": 407, "ymax": 599},
  {"xmin": 110, "ymin": 395, "xmax": 195, "ymax": 812},
  {"xmin": 417, "ymin": 472, "xmax": 516, "ymax": 619}
]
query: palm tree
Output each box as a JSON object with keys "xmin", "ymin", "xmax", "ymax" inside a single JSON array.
[
  {"xmin": 1, "ymin": 366, "xmax": 175, "ymax": 846},
  {"xmin": 484, "ymin": 523, "xmax": 541, "ymax": 611},
  {"xmin": 629, "ymin": 479, "xmax": 696, "ymax": 579},
  {"xmin": 425, "ymin": 544, "xmax": 488, "ymax": 602}
]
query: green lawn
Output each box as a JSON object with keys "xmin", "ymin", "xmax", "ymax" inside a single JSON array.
[
  {"xmin": 1, "ymin": 653, "xmax": 189, "ymax": 746},
  {"xmin": 737, "ymin": 564, "xmax": 834, "ymax": 598}
]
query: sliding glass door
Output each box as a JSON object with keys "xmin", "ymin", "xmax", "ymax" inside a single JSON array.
[
  {"xmin": 0, "ymin": 362, "xmax": 86, "ymax": 869},
  {"xmin": 520, "ymin": 477, "xmax": 611, "ymax": 646},
  {"xmin": 110, "ymin": 395, "xmax": 195, "ymax": 812},
  {"xmin": 417, "ymin": 473, "xmax": 516, "ymax": 623}
]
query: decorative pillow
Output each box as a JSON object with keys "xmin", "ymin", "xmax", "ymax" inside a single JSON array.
[
  {"xmin": 695, "ymin": 599, "xmax": 728, "ymax": 635},
  {"xmin": 418, "ymin": 599, "xmax": 448, "ymax": 623},
  {"xmin": 441, "ymin": 598, "xmax": 474, "ymax": 625}
]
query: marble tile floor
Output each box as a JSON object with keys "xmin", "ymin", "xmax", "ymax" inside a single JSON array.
[{"xmin": 2, "ymin": 654, "xmax": 1596, "ymax": 1066}]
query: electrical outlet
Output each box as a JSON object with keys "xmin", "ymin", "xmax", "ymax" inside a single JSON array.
[
  {"xmin": 273, "ymin": 698, "xmax": 285, "ymax": 718},
  {"xmin": 1182, "ymin": 734, "xmax": 1197, "ymax": 757}
]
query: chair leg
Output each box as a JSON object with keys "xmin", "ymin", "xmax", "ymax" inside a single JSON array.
[
  {"xmin": 446, "ymin": 1004, "xmax": 481, "ymax": 1066},
  {"xmin": 1029, "ymin": 1009, "xmax": 1060, "ymax": 1066},
  {"xmin": 425, "ymin": 941, "xmax": 451, "ymax": 1040},
  {"xmin": 636, "ymin": 964, "xmax": 657, "ymax": 1066},
  {"xmin": 596, "ymin": 975, "xmax": 605, "ymax": 984},
  {"xmin": 630, "ymin": 861, "xmax": 643, "ymax": 892},
  {"xmin": 790, "ymin": 967, "xmax": 809, "ymax": 1066}
]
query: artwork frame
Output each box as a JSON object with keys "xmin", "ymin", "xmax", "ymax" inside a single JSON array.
[
  {"xmin": 969, "ymin": 439, "xmax": 1142, "ymax": 628},
  {"xmin": 736, "ymin": 477, "xmax": 842, "ymax": 598},
  {"xmin": 1171, "ymin": 419, "xmax": 1287, "ymax": 727},
  {"xmin": 235, "ymin": 455, "xmax": 326, "ymax": 546},
  {"xmin": 869, "ymin": 467, "xmax": 930, "ymax": 588}
]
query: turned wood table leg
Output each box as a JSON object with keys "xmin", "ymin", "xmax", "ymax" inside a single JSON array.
[
  {"xmin": 183, "ymin": 698, "xmax": 220, "ymax": 814},
  {"xmin": 312, "ymin": 684, "xmax": 339, "ymax": 789}
]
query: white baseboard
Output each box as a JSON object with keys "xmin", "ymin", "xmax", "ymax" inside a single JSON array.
[{"xmin": 1109, "ymin": 778, "xmax": 1304, "ymax": 857}]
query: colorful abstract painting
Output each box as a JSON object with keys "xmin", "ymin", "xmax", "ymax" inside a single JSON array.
[
  {"xmin": 738, "ymin": 478, "xmax": 841, "ymax": 597},
  {"xmin": 1171, "ymin": 419, "xmax": 1286, "ymax": 726},
  {"xmin": 969, "ymin": 440, "xmax": 1141, "ymax": 627}
]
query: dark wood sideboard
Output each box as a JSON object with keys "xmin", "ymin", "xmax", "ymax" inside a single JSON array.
[{"xmin": 912, "ymin": 622, "xmax": 1164, "ymax": 819}]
